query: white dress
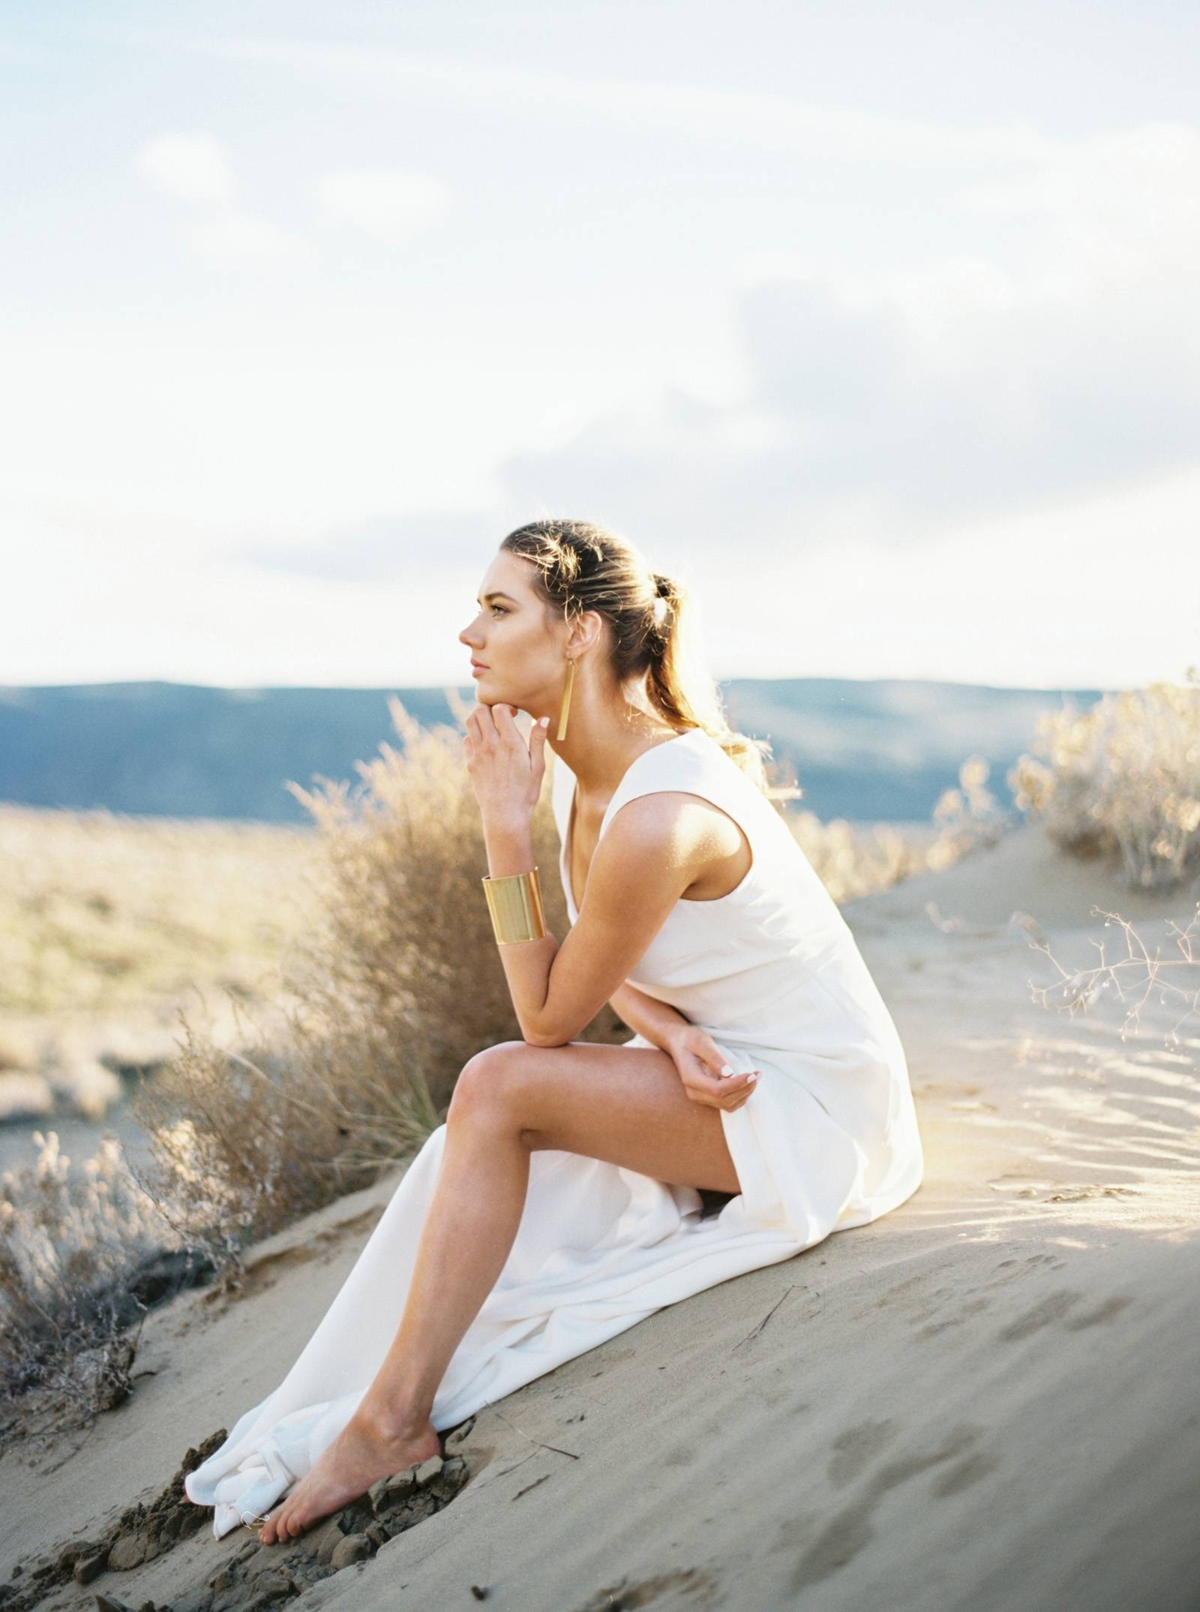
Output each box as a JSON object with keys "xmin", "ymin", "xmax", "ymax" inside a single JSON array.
[{"xmin": 185, "ymin": 728, "xmax": 924, "ymax": 1537}]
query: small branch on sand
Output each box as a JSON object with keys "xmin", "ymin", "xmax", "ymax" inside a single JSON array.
[
  {"xmin": 1027, "ymin": 905, "xmax": 1200, "ymax": 1047},
  {"xmin": 485, "ymin": 1404, "xmax": 581, "ymax": 1460},
  {"xmin": 733, "ymin": 1283, "xmax": 799, "ymax": 1352}
]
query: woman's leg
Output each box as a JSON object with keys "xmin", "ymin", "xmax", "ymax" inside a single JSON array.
[{"xmin": 259, "ymin": 1038, "xmax": 744, "ymax": 1542}]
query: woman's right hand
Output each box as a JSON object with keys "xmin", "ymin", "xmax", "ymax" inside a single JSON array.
[{"xmin": 665, "ymin": 1025, "xmax": 758, "ymax": 1113}]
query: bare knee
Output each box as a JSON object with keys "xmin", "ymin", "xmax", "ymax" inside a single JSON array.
[{"xmin": 447, "ymin": 1041, "xmax": 533, "ymax": 1133}]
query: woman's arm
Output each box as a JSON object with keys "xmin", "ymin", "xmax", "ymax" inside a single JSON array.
[
  {"xmin": 484, "ymin": 799, "xmax": 691, "ymax": 1047},
  {"xmin": 465, "ymin": 704, "xmax": 723, "ymax": 1050},
  {"xmin": 609, "ymin": 980, "xmax": 690, "ymax": 1052},
  {"xmin": 610, "ymin": 980, "xmax": 758, "ymax": 1113}
]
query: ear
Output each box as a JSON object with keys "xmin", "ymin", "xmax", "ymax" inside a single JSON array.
[{"xmin": 569, "ymin": 607, "xmax": 604, "ymax": 658}]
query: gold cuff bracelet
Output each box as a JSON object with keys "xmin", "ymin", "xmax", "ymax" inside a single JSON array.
[{"xmin": 482, "ymin": 866, "xmax": 547, "ymax": 944}]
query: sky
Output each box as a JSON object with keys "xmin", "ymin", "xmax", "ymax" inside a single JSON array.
[{"xmin": 2, "ymin": 1, "xmax": 1198, "ymax": 694}]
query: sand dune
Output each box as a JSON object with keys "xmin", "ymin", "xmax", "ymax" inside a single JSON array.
[{"xmin": 2, "ymin": 826, "xmax": 1198, "ymax": 1611}]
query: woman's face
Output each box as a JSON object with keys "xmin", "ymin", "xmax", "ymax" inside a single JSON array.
[{"xmin": 458, "ymin": 552, "xmax": 560, "ymax": 709}]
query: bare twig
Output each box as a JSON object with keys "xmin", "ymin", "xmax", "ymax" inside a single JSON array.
[
  {"xmin": 733, "ymin": 1284, "xmax": 799, "ymax": 1352},
  {"xmin": 1026, "ymin": 903, "xmax": 1200, "ymax": 1047},
  {"xmin": 483, "ymin": 1403, "xmax": 581, "ymax": 1460}
]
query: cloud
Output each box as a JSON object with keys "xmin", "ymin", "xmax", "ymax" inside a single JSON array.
[
  {"xmin": 136, "ymin": 132, "xmax": 235, "ymax": 205},
  {"xmin": 186, "ymin": 210, "xmax": 303, "ymax": 269},
  {"xmin": 136, "ymin": 131, "xmax": 306, "ymax": 269},
  {"xmin": 315, "ymin": 168, "xmax": 451, "ymax": 241},
  {"xmin": 213, "ymin": 87, "xmax": 1200, "ymax": 582},
  {"xmin": 959, "ymin": 121, "xmax": 1200, "ymax": 290},
  {"xmin": 181, "ymin": 35, "xmax": 1048, "ymax": 173},
  {"xmin": 486, "ymin": 256, "xmax": 1200, "ymax": 556},
  {"xmin": 250, "ymin": 221, "xmax": 1200, "ymax": 580},
  {"xmin": 241, "ymin": 511, "xmax": 488, "ymax": 581}
]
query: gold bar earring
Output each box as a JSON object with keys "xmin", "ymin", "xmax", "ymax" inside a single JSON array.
[{"xmin": 557, "ymin": 657, "xmax": 575, "ymax": 741}]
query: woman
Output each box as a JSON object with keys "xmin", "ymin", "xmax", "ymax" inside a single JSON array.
[{"xmin": 184, "ymin": 519, "xmax": 925, "ymax": 1543}]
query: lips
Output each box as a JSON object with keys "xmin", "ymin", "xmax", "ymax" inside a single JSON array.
[{"xmin": 471, "ymin": 661, "xmax": 488, "ymax": 671}]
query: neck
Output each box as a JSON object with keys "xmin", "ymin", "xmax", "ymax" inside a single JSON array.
[{"xmin": 547, "ymin": 700, "xmax": 680, "ymax": 798}]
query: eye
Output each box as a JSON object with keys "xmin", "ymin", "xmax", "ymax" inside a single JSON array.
[{"xmin": 490, "ymin": 604, "xmax": 508, "ymax": 616}]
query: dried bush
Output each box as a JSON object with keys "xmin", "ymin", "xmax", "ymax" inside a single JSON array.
[
  {"xmin": 126, "ymin": 696, "xmax": 626, "ymax": 1269},
  {"xmin": 1009, "ymin": 670, "xmax": 1200, "ymax": 889},
  {"xmin": 785, "ymin": 755, "xmax": 1012, "ymax": 900},
  {"xmin": 0, "ymin": 1129, "xmax": 188, "ymax": 1442}
]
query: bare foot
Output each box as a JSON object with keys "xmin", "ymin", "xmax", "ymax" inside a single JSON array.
[{"xmin": 257, "ymin": 1409, "xmax": 440, "ymax": 1545}]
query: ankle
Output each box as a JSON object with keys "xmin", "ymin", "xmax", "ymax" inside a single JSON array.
[{"xmin": 355, "ymin": 1398, "xmax": 436, "ymax": 1444}]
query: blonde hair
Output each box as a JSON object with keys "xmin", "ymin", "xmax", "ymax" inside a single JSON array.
[{"xmin": 500, "ymin": 518, "xmax": 782, "ymax": 796}]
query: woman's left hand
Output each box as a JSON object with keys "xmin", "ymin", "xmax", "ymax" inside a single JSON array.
[{"xmin": 463, "ymin": 704, "xmax": 549, "ymax": 825}]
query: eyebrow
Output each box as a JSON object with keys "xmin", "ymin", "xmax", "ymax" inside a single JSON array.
[{"xmin": 476, "ymin": 591, "xmax": 519, "ymax": 605}]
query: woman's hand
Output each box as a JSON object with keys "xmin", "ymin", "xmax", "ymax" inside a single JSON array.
[
  {"xmin": 665, "ymin": 1024, "xmax": 758, "ymax": 1113},
  {"xmin": 463, "ymin": 704, "xmax": 549, "ymax": 826}
]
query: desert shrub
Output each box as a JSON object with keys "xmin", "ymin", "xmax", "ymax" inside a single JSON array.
[
  {"xmin": 925, "ymin": 755, "xmax": 1014, "ymax": 868},
  {"xmin": 127, "ymin": 696, "xmax": 627, "ymax": 1265},
  {"xmin": 0, "ymin": 1129, "xmax": 190, "ymax": 1439},
  {"xmin": 785, "ymin": 755, "xmax": 1012, "ymax": 900},
  {"xmin": 1009, "ymin": 671, "xmax": 1200, "ymax": 889},
  {"xmin": 786, "ymin": 811, "xmax": 926, "ymax": 902}
]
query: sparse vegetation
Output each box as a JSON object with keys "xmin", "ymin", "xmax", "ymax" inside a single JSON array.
[
  {"xmin": 788, "ymin": 754, "xmax": 1012, "ymax": 902},
  {"xmin": 0, "ymin": 1128, "xmax": 197, "ymax": 1447},
  {"xmin": 1009, "ymin": 670, "xmax": 1200, "ymax": 890}
]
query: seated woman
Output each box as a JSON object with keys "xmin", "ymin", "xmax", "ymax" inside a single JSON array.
[{"xmin": 184, "ymin": 517, "xmax": 925, "ymax": 1543}]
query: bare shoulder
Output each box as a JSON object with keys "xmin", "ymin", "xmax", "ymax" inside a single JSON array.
[{"xmin": 596, "ymin": 791, "xmax": 745, "ymax": 879}]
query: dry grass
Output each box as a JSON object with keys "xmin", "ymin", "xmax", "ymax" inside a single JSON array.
[
  {"xmin": 0, "ymin": 804, "xmax": 321, "ymax": 1127},
  {"xmin": 1009, "ymin": 670, "xmax": 1200, "ymax": 889},
  {"xmin": 0, "ymin": 805, "xmax": 318, "ymax": 1018},
  {"xmin": 0, "ymin": 1129, "xmax": 191, "ymax": 1447}
]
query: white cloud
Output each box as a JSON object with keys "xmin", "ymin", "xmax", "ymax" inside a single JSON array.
[
  {"xmin": 184, "ymin": 36, "xmax": 1049, "ymax": 173},
  {"xmin": 315, "ymin": 168, "xmax": 450, "ymax": 241},
  {"xmin": 960, "ymin": 121, "xmax": 1200, "ymax": 294},
  {"xmin": 135, "ymin": 132, "xmax": 305, "ymax": 269},
  {"xmin": 187, "ymin": 210, "xmax": 304, "ymax": 269},
  {"xmin": 136, "ymin": 132, "xmax": 235, "ymax": 205}
]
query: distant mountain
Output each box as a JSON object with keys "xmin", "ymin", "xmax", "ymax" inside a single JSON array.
[{"xmin": 0, "ymin": 678, "xmax": 1106, "ymax": 825}]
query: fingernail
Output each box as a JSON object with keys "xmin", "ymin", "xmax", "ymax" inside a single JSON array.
[
  {"xmin": 539, "ymin": 716, "xmax": 549, "ymax": 727},
  {"xmin": 720, "ymin": 1064, "xmax": 734, "ymax": 1077},
  {"xmin": 748, "ymin": 1072, "xmax": 759, "ymax": 1083}
]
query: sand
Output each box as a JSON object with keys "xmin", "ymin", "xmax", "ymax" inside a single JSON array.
[{"xmin": 2, "ymin": 824, "xmax": 1198, "ymax": 1611}]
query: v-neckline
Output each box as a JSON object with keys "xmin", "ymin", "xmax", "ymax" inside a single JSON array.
[{"xmin": 562, "ymin": 730, "xmax": 697, "ymax": 914}]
